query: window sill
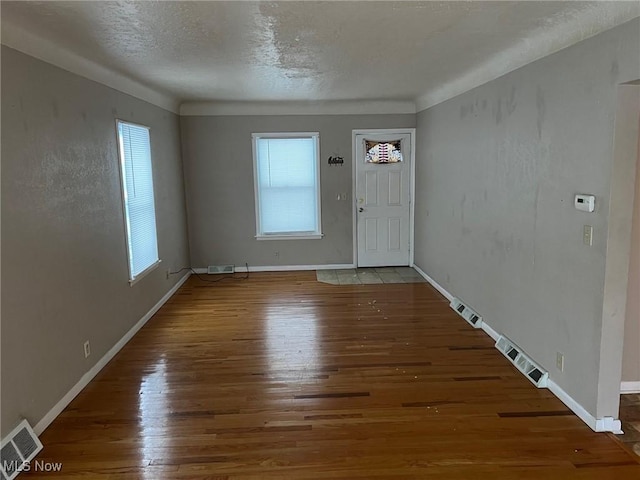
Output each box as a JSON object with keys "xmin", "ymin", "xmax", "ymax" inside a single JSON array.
[
  {"xmin": 256, "ymin": 234, "xmax": 324, "ymax": 241},
  {"xmin": 129, "ymin": 259, "xmax": 161, "ymax": 286}
]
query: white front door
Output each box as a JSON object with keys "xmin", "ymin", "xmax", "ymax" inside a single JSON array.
[{"xmin": 355, "ymin": 131, "xmax": 412, "ymax": 267}]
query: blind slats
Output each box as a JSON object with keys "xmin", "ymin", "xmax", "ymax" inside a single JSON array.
[
  {"xmin": 117, "ymin": 121, "xmax": 159, "ymax": 280},
  {"xmin": 255, "ymin": 136, "xmax": 320, "ymax": 235}
]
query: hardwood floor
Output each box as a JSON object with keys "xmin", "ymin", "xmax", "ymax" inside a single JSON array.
[
  {"xmin": 617, "ymin": 394, "xmax": 640, "ymax": 457},
  {"xmin": 29, "ymin": 272, "xmax": 639, "ymax": 478}
]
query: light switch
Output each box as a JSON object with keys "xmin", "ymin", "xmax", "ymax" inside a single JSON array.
[
  {"xmin": 556, "ymin": 352, "xmax": 564, "ymax": 372},
  {"xmin": 583, "ymin": 225, "xmax": 593, "ymax": 246}
]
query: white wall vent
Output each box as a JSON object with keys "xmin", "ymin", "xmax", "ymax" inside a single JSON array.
[
  {"xmin": 449, "ymin": 298, "xmax": 483, "ymax": 328},
  {"xmin": 207, "ymin": 265, "xmax": 235, "ymax": 274},
  {"xmin": 495, "ymin": 335, "xmax": 549, "ymax": 388},
  {"xmin": 0, "ymin": 420, "xmax": 43, "ymax": 479}
]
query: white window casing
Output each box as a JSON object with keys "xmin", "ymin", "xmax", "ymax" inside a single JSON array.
[
  {"xmin": 252, "ymin": 132, "xmax": 323, "ymax": 240},
  {"xmin": 116, "ymin": 120, "xmax": 160, "ymax": 284}
]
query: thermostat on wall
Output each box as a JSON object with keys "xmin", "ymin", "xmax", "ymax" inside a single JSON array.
[{"xmin": 575, "ymin": 194, "xmax": 595, "ymax": 212}]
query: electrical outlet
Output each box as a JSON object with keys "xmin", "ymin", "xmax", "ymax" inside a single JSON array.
[
  {"xmin": 556, "ymin": 352, "xmax": 564, "ymax": 372},
  {"xmin": 166, "ymin": 269, "xmax": 171, "ymax": 280},
  {"xmin": 274, "ymin": 251, "xmax": 280, "ymax": 258},
  {"xmin": 83, "ymin": 340, "xmax": 91, "ymax": 358}
]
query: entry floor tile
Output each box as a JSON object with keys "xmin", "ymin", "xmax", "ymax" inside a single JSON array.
[{"xmin": 317, "ymin": 267, "xmax": 426, "ymax": 286}]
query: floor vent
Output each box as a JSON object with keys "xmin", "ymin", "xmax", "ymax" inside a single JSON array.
[
  {"xmin": 207, "ymin": 265, "xmax": 235, "ymax": 275},
  {"xmin": 449, "ymin": 298, "xmax": 483, "ymax": 328},
  {"xmin": 0, "ymin": 420, "xmax": 43, "ymax": 479},
  {"xmin": 495, "ymin": 336, "xmax": 548, "ymax": 388}
]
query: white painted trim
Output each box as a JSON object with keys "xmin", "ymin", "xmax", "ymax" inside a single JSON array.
[
  {"xmin": 128, "ymin": 259, "xmax": 161, "ymax": 286},
  {"xmin": 414, "ymin": 265, "xmax": 500, "ymax": 340},
  {"xmin": 620, "ymin": 381, "xmax": 640, "ymax": 394},
  {"xmin": 352, "ymin": 137, "xmax": 358, "ymax": 267},
  {"xmin": 548, "ymin": 380, "xmax": 622, "ymax": 433},
  {"xmin": 410, "ymin": 263, "xmax": 621, "ymax": 433},
  {"xmin": 595, "ymin": 416, "xmax": 623, "ymax": 434},
  {"xmin": 599, "ymin": 85, "xmax": 640, "ymax": 425},
  {"xmin": 415, "ymin": 3, "xmax": 640, "ymax": 112},
  {"xmin": 1, "ymin": 23, "xmax": 179, "ymax": 114},
  {"xmin": 256, "ymin": 234, "xmax": 324, "ymax": 241},
  {"xmin": 481, "ymin": 321, "xmax": 500, "ymax": 342},
  {"xmin": 412, "ymin": 264, "xmax": 454, "ymax": 302},
  {"xmin": 180, "ymin": 100, "xmax": 416, "ymax": 116},
  {"xmin": 252, "ymin": 132, "xmax": 322, "ymax": 239},
  {"xmin": 193, "ymin": 264, "xmax": 355, "ymax": 274},
  {"xmin": 409, "ymin": 130, "xmax": 416, "ymax": 267},
  {"xmin": 34, "ymin": 273, "xmax": 191, "ymax": 435},
  {"xmin": 351, "ymin": 129, "xmax": 416, "ymax": 268}
]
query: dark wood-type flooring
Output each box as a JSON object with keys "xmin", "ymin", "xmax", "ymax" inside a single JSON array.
[
  {"xmin": 617, "ymin": 394, "xmax": 640, "ymax": 458},
  {"xmin": 28, "ymin": 272, "xmax": 640, "ymax": 478}
]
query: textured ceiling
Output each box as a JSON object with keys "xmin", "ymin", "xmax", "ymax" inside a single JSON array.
[{"xmin": 1, "ymin": 1, "xmax": 638, "ymax": 112}]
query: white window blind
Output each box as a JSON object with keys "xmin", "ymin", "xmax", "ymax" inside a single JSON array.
[
  {"xmin": 253, "ymin": 133, "xmax": 322, "ymax": 238},
  {"xmin": 116, "ymin": 121, "xmax": 159, "ymax": 282}
]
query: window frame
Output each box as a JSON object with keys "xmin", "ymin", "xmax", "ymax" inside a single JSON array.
[
  {"xmin": 251, "ymin": 132, "xmax": 323, "ymax": 241},
  {"xmin": 115, "ymin": 119, "xmax": 161, "ymax": 285}
]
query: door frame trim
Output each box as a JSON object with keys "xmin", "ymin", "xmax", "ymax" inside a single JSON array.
[{"xmin": 351, "ymin": 128, "xmax": 416, "ymax": 267}]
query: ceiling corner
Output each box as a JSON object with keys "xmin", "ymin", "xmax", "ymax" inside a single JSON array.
[
  {"xmin": 1, "ymin": 22, "xmax": 181, "ymax": 114},
  {"xmin": 413, "ymin": 2, "xmax": 640, "ymax": 114}
]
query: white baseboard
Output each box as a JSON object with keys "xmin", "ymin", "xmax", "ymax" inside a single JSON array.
[
  {"xmin": 193, "ymin": 264, "xmax": 355, "ymax": 274},
  {"xmin": 33, "ymin": 265, "xmax": 623, "ymax": 436},
  {"xmin": 34, "ymin": 273, "xmax": 191, "ymax": 435},
  {"xmin": 411, "ymin": 264, "xmax": 454, "ymax": 301},
  {"xmin": 620, "ymin": 381, "xmax": 640, "ymax": 394},
  {"xmin": 411, "ymin": 263, "xmax": 621, "ymax": 433},
  {"xmin": 548, "ymin": 380, "xmax": 622, "ymax": 433},
  {"xmin": 480, "ymin": 322, "xmax": 500, "ymax": 342}
]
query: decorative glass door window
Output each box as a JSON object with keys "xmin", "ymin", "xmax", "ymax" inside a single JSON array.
[{"xmin": 364, "ymin": 139, "xmax": 403, "ymax": 163}]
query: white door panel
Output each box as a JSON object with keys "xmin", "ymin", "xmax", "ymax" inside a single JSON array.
[
  {"xmin": 388, "ymin": 217, "xmax": 401, "ymax": 251},
  {"xmin": 388, "ymin": 171, "xmax": 402, "ymax": 206},
  {"xmin": 355, "ymin": 132, "xmax": 411, "ymax": 267},
  {"xmin": 365, "ymin": 171, "xmax": 378, "ymax": 206}
]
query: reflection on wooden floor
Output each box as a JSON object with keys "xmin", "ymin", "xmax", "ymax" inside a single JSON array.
[{"xmin": 33, "ymin": 272, "xmax": 639, "ymax": 478}]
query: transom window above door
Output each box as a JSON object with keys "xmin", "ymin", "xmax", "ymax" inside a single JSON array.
[{"xmin": 364, "ymin": 139, "xmax": 404, "ymax": 163}]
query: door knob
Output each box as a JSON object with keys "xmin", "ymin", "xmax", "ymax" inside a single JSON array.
[{"xmin": 359, "ymin": 207, "xmax": 364, "ymax": 213}]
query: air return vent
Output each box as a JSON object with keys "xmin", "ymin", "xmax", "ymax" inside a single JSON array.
[
  {"xmin": 495, "ymin": 335, "xmax": 548, "ymax": 388},
  {"xmin": 0, "ymin": 420, "xmax": 43, "ymax": 480},
  {"xmin": 449, "ymin": 298, "xmax": 483, "ymax": 328},
  {"xmin": 207, "ymin": 265, "xmax": 235, "ymax": 275}
]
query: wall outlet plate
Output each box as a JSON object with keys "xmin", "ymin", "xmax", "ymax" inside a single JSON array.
[{"xmin": 83, "ymin": 341, "xmax": 91, "ymax": 358}]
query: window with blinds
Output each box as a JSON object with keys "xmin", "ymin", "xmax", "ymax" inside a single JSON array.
[
  {"xmin": 252, "ymin": 133, "xmax": 322, "ymax": 239},
  {"xmin": 116, "ymin": 120, "xmax": 160, "ymax": 283}
]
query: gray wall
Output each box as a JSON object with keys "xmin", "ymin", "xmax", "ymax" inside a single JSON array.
[
  {"xmin": 180, "ymin": 114, "xmax": 415, "ymax": 268},
  {"xmin": 414, "ymin": 19, "xmax": 639, "ymax": 416},
  {"xmin": 1, "ymin": 46, "xmax": 190, "ymax": 436},
  {"xmin": 622, "ymin": 104, "xmax": 640, "ymax": 383}
]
